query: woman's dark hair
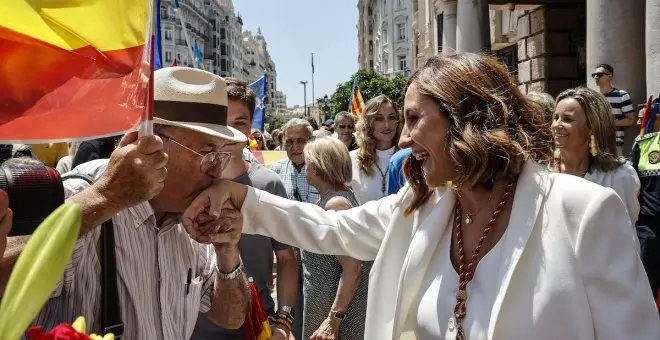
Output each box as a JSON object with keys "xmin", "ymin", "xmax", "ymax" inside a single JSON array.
[{"xmin": 403, "ymin": 53, "xmax": 552, "ymax": 214}]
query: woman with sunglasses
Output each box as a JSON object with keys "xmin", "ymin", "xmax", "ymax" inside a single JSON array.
[
  {"xmin": 351, "ymin": 95, "xmax": 401, "ymax": 204},
  {"xmin": 334, "ymin": 112, "xmax": 358, "ymax": 151}
]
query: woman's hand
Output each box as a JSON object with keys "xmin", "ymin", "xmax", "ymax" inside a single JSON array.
[
  {"xmin": 310, "ymin": 317, "xmax": 340, "ymax": 340},
  {"xmin": 182, "ymin": 180, "xmax": 248, "ymax": 242}
]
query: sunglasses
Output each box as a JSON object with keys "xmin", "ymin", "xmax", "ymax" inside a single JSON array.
[
  {"xmin": 591, "ymin": 72, "xmax": 610, "ymax": 78},
  {"xmin": 337, "ymin": 124, "xmax": 355, "ymax": 129}
]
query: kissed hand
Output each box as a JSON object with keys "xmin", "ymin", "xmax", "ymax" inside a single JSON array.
[{"xmin": 182, "ymin": 179, "xmax": 248, "ymax": 244}]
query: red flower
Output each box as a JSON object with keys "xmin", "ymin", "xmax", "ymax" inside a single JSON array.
[{"xmin": 27, "ymin": 324, "xmax": 91, "ymax": 340}]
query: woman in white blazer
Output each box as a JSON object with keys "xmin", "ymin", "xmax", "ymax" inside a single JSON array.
[
  {"xmin": 551, "ymin": 87, "xmax": 640, "ymax": 224},
  {"xmin": 185, "ymin": 54, "xmax": 660, "ymax": 339}
]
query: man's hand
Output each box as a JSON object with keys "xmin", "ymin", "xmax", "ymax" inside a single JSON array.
[
  {"xmin": 310, "ymin": 317, "xmax": 340, "ymax": 340},
  {"xmin": 94, "ymin": 132, "xmax": 168, "ymax": 210},
  {"xmin": 0, "ymin": 190, "xmax": 13, "ymax": 257}
]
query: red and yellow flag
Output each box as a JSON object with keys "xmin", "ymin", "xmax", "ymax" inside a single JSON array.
[
  {"xmin": 244, "ymin": 278, "xmax": 271, "ymax": 340},
  {"xmin": 349, "ymin": 78, "xmax": 365, "ymax": 116},
  {"xmin": 251, "ymin": 151, "xmax": 287, "ymax": 169},
  {"xmin": 0, "ymin": 0, "xmax": 152, "ymax": 142}
]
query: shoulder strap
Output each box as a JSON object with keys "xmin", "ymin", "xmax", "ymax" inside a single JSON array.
[{"xmin": 61, "ymin": 174, "xmax": 123, "ymax": 337}]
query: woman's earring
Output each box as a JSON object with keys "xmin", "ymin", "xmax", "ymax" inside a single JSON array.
[{"xmin": 589, "ymin": 135, "xmax": 598, "ymax": 157}]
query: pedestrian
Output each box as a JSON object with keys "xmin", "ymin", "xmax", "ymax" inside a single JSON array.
[{"xmin": 592, "ymin": 64, "xmax": 636, "ymax": 155}]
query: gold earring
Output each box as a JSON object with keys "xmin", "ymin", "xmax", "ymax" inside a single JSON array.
[{"xmin": 589, "ymin": 135, "xmax": 598, "ymax": 157}]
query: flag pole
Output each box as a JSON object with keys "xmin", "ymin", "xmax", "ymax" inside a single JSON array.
[
  {"xmin": 311, "ymin": 53, "xmax": 315, "ymax": 113},
  {"xmin": 173, "ymin": 1, "xmax": 195, "ymax": 65},
  {"xmin": 140, "ymin": 0, "xmax": 157, "ymax": 137}
]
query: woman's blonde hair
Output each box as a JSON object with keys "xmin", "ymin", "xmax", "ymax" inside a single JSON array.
[
  {"xmin": 403, "ymin": 53, "xmax": 552, "ymax": 214},
  {"xmin": 355, "ymin": 95, "xmax": 401, "ymax": 177},
  {"xmin": 554, "ymin": 87, "xmax": 624, "ymax": 172},
  {"xmin": 303, "ymin": 137, "xmax": 352, "ymax": 188}
]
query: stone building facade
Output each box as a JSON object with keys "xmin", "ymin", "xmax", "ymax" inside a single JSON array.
[
  {"xmin": 358, "ymin": 0, "xmax": 414, "ymax": 77},
  {"xmin": 242, "ymin": 29, "xmax": 279, "ymax": 114},
  {"xmin": 405, "ymin": 0, "xmax": 660, "ymax": 154}
]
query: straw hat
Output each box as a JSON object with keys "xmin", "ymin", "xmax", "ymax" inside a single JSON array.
[{"xmin": 153, "ymin": 67, "xmax": 246, "ymax": 142}]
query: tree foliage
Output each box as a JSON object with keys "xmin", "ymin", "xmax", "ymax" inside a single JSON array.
[{"xmin": 329, "ymin": 70, "xmax": 408, "ymax": 113}]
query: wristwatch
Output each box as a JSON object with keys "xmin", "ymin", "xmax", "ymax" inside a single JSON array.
[
  {"xmin": 328, "ymin": 310, "xmax": 346, "ymax": 321},
  {"xmin": 278, "ymin": 305, "xmax": 296, "ymax": 319},
  {"xmin": 217, "ymin": 260, "xmax": 244, "ymax": 280}
]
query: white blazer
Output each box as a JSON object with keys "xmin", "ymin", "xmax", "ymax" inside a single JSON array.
[{"xmin": 241, "ymin": 161, "xmax": 660, "ymax": 339}]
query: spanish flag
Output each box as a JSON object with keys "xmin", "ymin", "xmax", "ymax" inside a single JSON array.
[
  {"xmin": 640, "ymin": 96, "xmax": 654, "ymax": 136},
  {"xmin": 0, "ymin": 0, "xmax": 152, "ymax": 142},
  {"xmin": 244, "ymin": 278, "xmax": 272, "ymax": 340},
  {"xmin": 348, "ymin": 78, "xmax": 365, "ymax": 116}
]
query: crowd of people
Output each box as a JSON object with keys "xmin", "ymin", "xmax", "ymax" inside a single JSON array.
[{"xmin": 0, "ymin": 53, "xmax": 659, "ymax": 340}]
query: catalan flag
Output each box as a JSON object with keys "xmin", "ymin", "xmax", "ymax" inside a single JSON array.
[
  {"xmin": 244, "ymin": 278, "xmax": 271, "ymax": 340},
  {"xmin": 0, "ymin": 0, "xmax": 152, "ymax": 142},
  {"xmin": 348, "ymin": 78, "xmax": 365, "ymax": 115}
]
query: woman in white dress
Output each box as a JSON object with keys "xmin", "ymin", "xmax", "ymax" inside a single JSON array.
[
  {"xmin": 350, "ymin": 95, "xmax": 401, "ymax": 203},
  {"xmin": 185, "ymin": 53, "xmax": 660, "ymax": 340},
  {"xmin": 551, "ymin": 87, "xmax": 640, "ymax": 224}
]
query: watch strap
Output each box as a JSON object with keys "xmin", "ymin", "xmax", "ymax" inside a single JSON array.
[{"xmin": 217, "ymin": 259, "xmax": 244, "ymax": 280}]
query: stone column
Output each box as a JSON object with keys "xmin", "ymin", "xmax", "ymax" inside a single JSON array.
[
  {"xmin": 441, "ymin": 0, "xmax": 457, "ymax": 55},
  {"xmin": 586, "ymin": 0, "xmax": 645, "ymax": 154},
  {"xmin": 456, "ymin": 0, "xmax": 490, "ymax": 53},
  {"xmin": 647, "ymin": 0, "xmax": 660, "ymax": 97}
]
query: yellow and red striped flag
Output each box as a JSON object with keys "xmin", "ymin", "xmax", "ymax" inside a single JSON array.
[
  {"xmin": 348, "ymin": 78, "xmax": 365, "ymax": 116},
  {"xmin": 252, "ymin": 151, "xmax": 288, "ymax": 169},
  {"xmin": 0, "ymin": 0, "xmax": 152, "ymax": 142},
  {"xmin": 244, "ymin": 278, "xmax": 271, "ymax": 340}
]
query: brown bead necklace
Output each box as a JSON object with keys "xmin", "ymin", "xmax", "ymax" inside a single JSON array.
[{"xmin": 451, "ymin": 182, "xmax": 514, "ymax": 340}]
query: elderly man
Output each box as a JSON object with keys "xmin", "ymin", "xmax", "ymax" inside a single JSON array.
[
  {"xmin": 270, "ymin": 118, "xmax": 319, "ymax": 340},
  {"xmin": 0, "ymin": 67, "xmax": 249, "ymax": 339},
  {"xmin": 192, "ymin": 77, "xmax": 298, "ymax": 340}
]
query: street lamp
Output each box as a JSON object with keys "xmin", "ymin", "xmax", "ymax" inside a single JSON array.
[{"xmin": 299, "ymin": 80, "xmax": 308, "ymax": 116}]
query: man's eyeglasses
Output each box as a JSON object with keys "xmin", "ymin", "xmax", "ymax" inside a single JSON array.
[
  {"xmin": 159, "ymin": 134, "xmax": 231, "ymax": 174},
  {"xmin": 591, "ymin": 72, "xmax": 610, "ymax": 78},
  {"xmin": 337, "ymin": 124, "xmax": 355, "ymax": 129}
]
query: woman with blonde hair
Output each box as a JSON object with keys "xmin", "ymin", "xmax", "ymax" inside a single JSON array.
[
  {"xmin": 351, "ymin": 95, "xmax": 401, "ymax": 203},
  {"xmin": 552, "ymin": 87, "xmax": 640, "ymax": 224},
  {"xmin": 186, "ymin": 53, "xmax": 659, "ymax": 339},
  {"xmin": 301, "ymin": 137, "xmax": 368, "ymax": 340}
]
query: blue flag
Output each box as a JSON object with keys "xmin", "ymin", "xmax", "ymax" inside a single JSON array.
[
  {"xmin": 154, "ymin": 0, "xmax": 163, "ymax": 70},
  {"xmin": 172, "ymin": 0, "xmax": 180, "ymax": 10},
  {"xmin": 193, "ymin": 41, "xmax": 203, "ymax": 70},
  {"xmin": 250, "ymin": 75, "xmax": 267, "ymax": 131}
]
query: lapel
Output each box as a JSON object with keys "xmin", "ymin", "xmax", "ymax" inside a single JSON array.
[
  {"xmin": 487, "ymin": 161, "xmax": 550, "ymax": 339},
  {"xmin": 392, "ymin": 186, "xmax": 456, "ymax": 337}
]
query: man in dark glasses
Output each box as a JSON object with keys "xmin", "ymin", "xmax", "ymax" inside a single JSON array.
[
  {"xmin": 334, "ymin": 111, "xmax": 358, "ymax": 151},
  {"xmin": 592, "ymin": 63, "xmax": 635, "ymax": 155}
]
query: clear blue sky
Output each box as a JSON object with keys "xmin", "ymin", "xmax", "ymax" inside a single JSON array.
[{"xmin": 234, "ymin": 0, "xmax": 359, "ymax": 108}]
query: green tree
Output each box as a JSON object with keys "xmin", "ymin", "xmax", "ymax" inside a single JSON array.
[
  {"xmin": 264, "ymin": 111, "xmax": 287, "ymax": 132},
  {"xmin": 329, "ymin": 70, "xmax": 408, "ymax": 114}
]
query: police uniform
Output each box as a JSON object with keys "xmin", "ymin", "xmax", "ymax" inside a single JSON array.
[{"xmin": 631, "ymin": 131, "xmax": 660, "ymax": 302}]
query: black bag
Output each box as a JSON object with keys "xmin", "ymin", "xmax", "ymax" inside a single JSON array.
[{"xmin": 62, "ymin": 174, "xmax": 123, "ymax": 338}]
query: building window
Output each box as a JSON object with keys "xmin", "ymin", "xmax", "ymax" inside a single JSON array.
[
  {"xmin": 177, "ymin": 53, "xmax": 181, "ymax": 62},
  {"xmin": 369, "ymin": 40, "xmax": 373, "ymax": 54},
  {"xmin": 220, "ymin": 28, "xmax": 226, "ymax": 39},
  {"xmin": 164, "ymin": 28, "xmax": 172, "ymax": 40},
  {"xmin": 221, "ymin": 60, "xmax": 227, "ymax": 72},
  {"xmin": 398, "ymin": 55, "xmax": 407, "ymax": 71},
  {"xmin": 397, "ymin": 23, "xmax": 406, "ymax": 40},
  {"xmin": 165, "ymin": 51, "xmax": 172, "ymax": 63},
  {"xmin": 397, "ymin": 0, "xmax": 405, "ymax": 10},
  {"xmin": 220, "ymin": 43, "xmax": 227, "ymax": 55},
  {"xmin": 369, "ymin": 60, "xmax": 374, "ymax": 69},
  {"xmin": 383, "ymin": 58, "xmax": 389, "ymax": 73},
  {"xmin": 383, "ymin": 28, "xmax": 388, "ymax": 43}
]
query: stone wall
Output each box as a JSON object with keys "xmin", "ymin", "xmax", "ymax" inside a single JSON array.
[{"xmin": 515, "ymin": 4, "xmax": 584, "ymax": 98}]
